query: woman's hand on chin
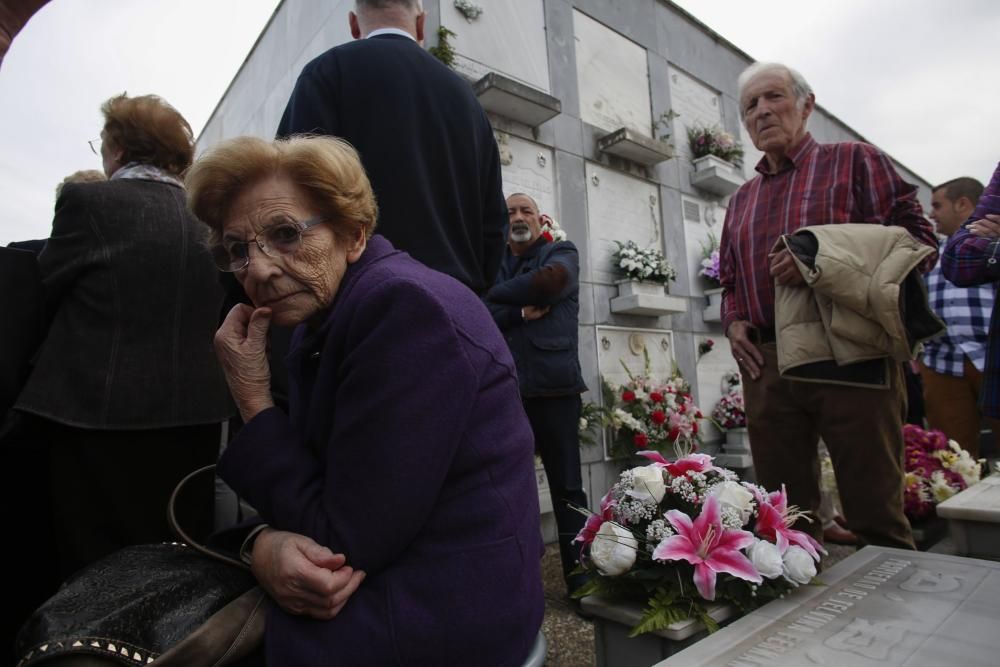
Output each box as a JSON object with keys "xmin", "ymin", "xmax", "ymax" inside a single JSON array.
[{"xmin": 215, "ymin": 303, "xmax": 276, "ymax": 422}]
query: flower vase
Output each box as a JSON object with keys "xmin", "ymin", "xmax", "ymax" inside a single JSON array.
[
  {"xmin": 703, "ymin": 287, "xmax": 723, "ymax": 323},
  {"xmin": 610, "ymin": 279, "xmax": 685, "ymax": 317},
  {"xmin": 724, "ymin": 427, "xmax": 751, "ymax": 454},
  {"xmin": 690, "ymin": 155, "xmax": 745, "ymax": 197},
  {"xmin": 580, "ymin": 595, "xmax": 736, "ymax": 664},
  {"xmin": 616, "ymin": 279, "xmax": 666, "ymax": 297}
]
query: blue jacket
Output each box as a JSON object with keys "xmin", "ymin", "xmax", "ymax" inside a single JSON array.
[{"xmin": 486, "ymin": 238, "xmax": 587, "ymax": 397}]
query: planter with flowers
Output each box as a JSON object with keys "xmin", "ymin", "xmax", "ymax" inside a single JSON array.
[
  {"xmin": 902, "ymin": 424, "xmax": 984, "ymax": 549},
  {"xmin": 609, "ymin": 240, "xmax": 686, "ymax": 317},
  {"xmin": 687, "ymin": 124, "xmax": 746, "ymax": 197},
  {"xmin": 712, "ymin": 371, "xmax": 751, "ymax": 470},
  {"xmin": 572, "ymin": 448, "xmax": 824, "ymax": 663},
  {"xmin": 599, "ymin": 354, "xmax": 707, "ymax": 460},
  {"xmin": 699, "ymin": 233, "xmax": 723, "ymax": 322}
]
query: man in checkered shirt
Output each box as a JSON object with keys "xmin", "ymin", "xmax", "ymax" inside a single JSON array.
[{"xmin": 921, "ymin": 177, "xmax": 996, "ymax": 457}]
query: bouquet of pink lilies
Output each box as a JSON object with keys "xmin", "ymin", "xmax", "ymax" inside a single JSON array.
[{"xmin": 572, "ymin": 450, "xmax": 824, "ymax": 636}]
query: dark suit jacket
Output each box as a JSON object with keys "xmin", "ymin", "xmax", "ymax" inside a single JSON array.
[
  {"xmin": 0, "ymin": 246, "xmax": 43, "ymax": 416},
  {"xmin": 277, "ymin": 33, "xmax": 506, "ymax": 295},
  {"xmin": 217, "ymin": 236, "xmax": 544, "ymax": 666},
  {"xmin": 15, "ymin": 179, "xmax": 232, "ymax": 428}
]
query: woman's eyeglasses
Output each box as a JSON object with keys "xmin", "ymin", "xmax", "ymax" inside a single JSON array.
[
  {"xmin": 88, "ymin": 138, "xmax": 102, "ymax": 155},
  {"xmin": 211, "ymin": 216, "xmax": 326, "ymax": 272}
]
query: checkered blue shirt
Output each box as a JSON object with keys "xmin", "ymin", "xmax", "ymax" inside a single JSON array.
[{"xmin": 923, "ymin": 240, "xmax": 995, "ymax": 376}]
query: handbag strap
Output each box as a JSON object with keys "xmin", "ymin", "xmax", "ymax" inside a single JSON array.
[{"xmin": 168, "ymin": 464, "xmax": 250, "ymax": 571}]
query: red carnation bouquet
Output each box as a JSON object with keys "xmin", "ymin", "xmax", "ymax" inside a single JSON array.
[{"xmin": 600, "ymin": 352, "xmax": 706, "ymax": 458}]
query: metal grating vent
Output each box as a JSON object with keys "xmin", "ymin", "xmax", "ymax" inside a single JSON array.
[{"xmin": 683, "ymin": 200, "xmax": 701, "ymax": 222}]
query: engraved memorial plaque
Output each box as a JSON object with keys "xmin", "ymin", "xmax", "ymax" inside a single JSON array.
[{"xmin": 657, "ymin": 547, "xmax": 1000, "ymax": 666}]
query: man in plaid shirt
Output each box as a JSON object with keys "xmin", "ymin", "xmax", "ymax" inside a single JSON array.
[
  {"xmin": 721, "ymin": 62, "xmax": 938, "ymax": 551},
  {"xmin": 943, "ymin": 161, "xmax": 1000, "ymax": 422},
  {"xmin": 920, "ymin": 177, "xmax": 995, "ymax": 457}
]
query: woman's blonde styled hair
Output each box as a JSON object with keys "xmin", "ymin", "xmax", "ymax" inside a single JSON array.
[
  {"xmin": 185, "ymin": 135, "xmax": 378, "ymax": 245},
  {"xmin": 101, "ymin": 94, "xmax": 194, "ymax": 175}
]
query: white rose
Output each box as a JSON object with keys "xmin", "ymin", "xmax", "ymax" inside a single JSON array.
[
  {"xmin": 709, "ymin": 481, "xmax": 754, "ymax": 523},
  {"xmin": 590, "ymin": 522, "xmax": 638, "ymax": 576},
  {"xmin": 628, "ymin": 465, "xmax": 667, "ymax": 503},
  {"xmin": 747, "ymin": 539, "xmax": 783, "ymax": 579},
  {"xmin": 782, "ymin": 545, "xmax": 817, "ymax": 585}
]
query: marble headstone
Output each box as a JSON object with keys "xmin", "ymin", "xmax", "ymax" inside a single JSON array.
[
  {"xmin": 656, "ymin": 546, "xmax": 1000, "ymax": 666},
  {"xmin": 573, "ymin": 9, "xmax": 651, "ymax": 135},
  {"xmin": 444, "ymin": 0, "xmax": 550, "ymax": 92},
  {"xmin": 585, "ymin": 163, "xmax": 662, "ymax": 285},
  {"xmin": 937, "ymin": 473, "xmax": 1000, "ymax": 561}
]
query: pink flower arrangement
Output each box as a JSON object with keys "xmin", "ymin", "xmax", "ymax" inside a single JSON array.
[
  {"xmin": 600, "ymin": 356, "xmax": 706, "ymax": 459},
  {"xmin": 687, "ymin": 124, "xmax": 745, "ymax": 166},
  {"xmin": 903, "ymin": 424, "xmax": 983, "ymax": 521},
  {"xmin": 699, "ymin": 233, "xmax": 722, "ymax": 288},
  {"xmin": 572, "ymin": 452, "xmax": 823, "ymax": 636},
  {"xmin": 712, "ymin": 389, "xmax": 746, "ymax": 430}
]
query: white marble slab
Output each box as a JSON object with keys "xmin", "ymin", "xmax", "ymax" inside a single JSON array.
[
  {"xmin": 681, "ymin": 194, "xmax": 723, "ymax": 297},
  {"xmin": 937, "ymin": 473, "xmax": 1000, "ymax": 522},
  {"xmin": 656, "ymin": 546, "xmax": 1000, "ymax": 666},
  {"xmin": 573, "ymin": 9, "xmax": 651, "ymax": 135},
  {"xmin": 938, "ymin": 474, "xmax": 1000, "ymax": 560},
  {"xmin": 667, "ymin": 66, "xmax": 722, "ymax": 163},
  {"xmin": 585, "ymin": 163, "xmax": 662, "ymax": 285},
  {"xmin": 694, "ymin": 336, "xmax": 737, "ymax": 442},
  {"xmin": 594, "ymin": 325, "xmax": 674, "ymax": 391},
  {"xmin": 498, "ymin": 132, "xmax": 557, "ymax": 220},
  {"xmin": 445, "ymin": 0, "xmax": 550, "ymax": 92}
]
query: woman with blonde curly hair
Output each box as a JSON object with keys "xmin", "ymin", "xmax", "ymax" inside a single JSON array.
[{"xmin": 15, "ymin": 93, "xmax": 231, "ymax": 581}]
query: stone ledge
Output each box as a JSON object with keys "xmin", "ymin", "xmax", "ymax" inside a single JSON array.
[{"xmin": 473, "ymin": 72, "xmax": 561, "ymax": 128}]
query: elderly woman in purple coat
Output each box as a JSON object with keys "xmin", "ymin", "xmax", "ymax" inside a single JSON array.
[{"xmin": 186, "ymin": 135, "xmax": 544, "ymax": 666}]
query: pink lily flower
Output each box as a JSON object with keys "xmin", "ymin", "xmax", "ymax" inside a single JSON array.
[
  {"xmin": 652, "ymin": 495, "xmax": 761, "ymax": 600},
  {"xmin": 573, "ymin": 489, "xmax": 615, "ymax": 546},
  {"xmin": 636, "ymin": 451, "xmax": 715, "ymax": 477},
  {"xmin": 753, "ymin": 485, "xmax": 824, "ymax": 560}
]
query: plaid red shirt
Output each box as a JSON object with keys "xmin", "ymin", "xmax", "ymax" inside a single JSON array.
[{"xmin": 720, "ymin": 133, "xmax": 938, "ymax": 333}]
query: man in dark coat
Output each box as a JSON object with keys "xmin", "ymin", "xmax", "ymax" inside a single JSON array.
[
  {"xmin": 276, "ymin": 0, "xmax": 506, "ymax": 294},
  {"xmin": 485, "ymin": 193, "xmax": 589, "ymax": 601}
]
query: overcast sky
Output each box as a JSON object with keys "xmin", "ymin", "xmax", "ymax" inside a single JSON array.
[{"xmin": 1, "ymin": 0, "xmax": 998, "ymax": 244}]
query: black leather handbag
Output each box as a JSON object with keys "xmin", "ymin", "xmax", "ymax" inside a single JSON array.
[{"xmin": 15, "ymin": 466, "xmax": 265, "ymax": 666}]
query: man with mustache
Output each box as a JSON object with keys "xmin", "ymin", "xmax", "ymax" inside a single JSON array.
[
  {"xmin": 485, "ymin": 193, "xmax": 589, "ymax": 610},
  {"xmin": 720, "ymin": 62, "xmax": 938, "ymax": 550}
]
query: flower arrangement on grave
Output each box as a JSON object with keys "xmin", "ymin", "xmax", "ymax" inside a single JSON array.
[
  {"xmin": 571, "ymin": 450, "xmax": 824, "ymax": 636},
  {"xmin": 687, "ymin": 123, "xmax": 745, "ymax": 167},
  {"xmin": 599, "ymin": 352, "xmax": 705, "ymax": 459},
  {"xmin": 611, "ymin": 240, "xmax": 677, "ymax": 285},
  {"xmin": 539, "ymin": 214, "xmax": 566, "ymax": 243},
  {"xmin": 579, "ymin": 400, "xmax": 603, "ymax": 447},
  {"xmin": 712, "ymin": 389, "xmax": 746, "ymax": 431},
  {"xmin": 699, "ymin": 233, "xmax": 722, "ymax": 289},
  {"xmin": 903, "ymin": 424, "xmax": 984, "ymax": 521},
  {"xmin": 697, "ymin": 338, "xmax": 715, "ymax": 358}
]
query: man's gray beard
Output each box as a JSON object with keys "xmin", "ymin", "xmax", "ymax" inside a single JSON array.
[{"xmin": 510, "ymin": 229, "xmax": 532, "ymax": 243}]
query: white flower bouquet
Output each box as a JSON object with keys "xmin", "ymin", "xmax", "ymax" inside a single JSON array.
[{"xmin": 612, "ymin": 240, "xmax": 677, "ymax": 285}]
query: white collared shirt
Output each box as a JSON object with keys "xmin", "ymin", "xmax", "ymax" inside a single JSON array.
[{"xmin": 366, "ymin": 27, "xmax": 415, "ymax": 41}]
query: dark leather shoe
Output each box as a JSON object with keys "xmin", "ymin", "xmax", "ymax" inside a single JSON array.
[{"xmin": 823, "ymin": 523, "xmax": 859, "ymax": 545}]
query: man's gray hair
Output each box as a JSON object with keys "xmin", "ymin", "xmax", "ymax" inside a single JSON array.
[
  {"xmin": 356, "ymin": 0, "xmax": 422, "ymax": 10},
  {"xmin": 737, "ymin": 62, "xmax": 813, "ymax": 119}
]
